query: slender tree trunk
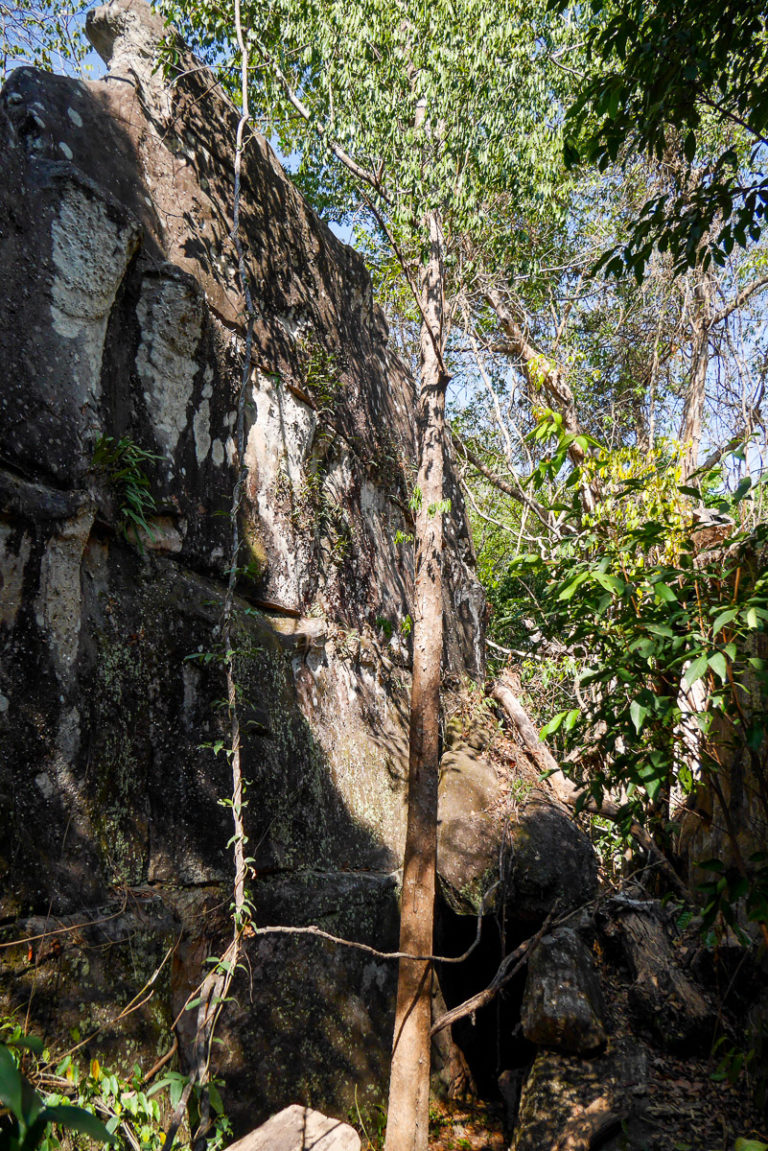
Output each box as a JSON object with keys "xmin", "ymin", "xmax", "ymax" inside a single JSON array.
[
  {"xmin": 679, "ymin": 268, "xmax": 713, "ymax": 482},
  {"xmin": 385, "ymin": 210, "xmax": 447, "ymax": 1151}
]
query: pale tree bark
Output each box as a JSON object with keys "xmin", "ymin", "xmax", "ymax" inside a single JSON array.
[
  {"xmin": 385, "ymin": 209, "xmax": 447, "ymax": 1151},
  {"xmin": 679, "ymin": 267, "xmax": 714, "ymax": 482},
  {"xmin": 486, "ymin": 287, "xmax": 598, "ymax": 512}
]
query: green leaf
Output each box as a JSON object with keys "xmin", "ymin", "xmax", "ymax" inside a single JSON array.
[
  {"xmin": 698, "ymin": 858, "xmax": 725, "ymax": 874},
  {"xmin": 8, "ymin": 1040, "xmax": 43, "ymax": 1057},
  {"xmin": 683, "ymin": 655, "xmax": 709, "ymax": 688},
  {"xmin": 558, "ymin": 572, "xmax": 590, "ymax": 601},
  {"xmin": 653, "ymin": 581, "xmax": 677, "ymax": 603},
  {"xmin": 540, "ymin": 711, "xmax": 567, "ymax": 738},
  {"xmin": 629, "ymin": 700, "xmax": 648, "ymax": 734},
  {"xmin": 646, "ymin": 623, "xmax": 676, "ymax": 638},
  {"xmin": 592, "ymin": 571, "xmax": 625, "ymax": 594},
  {"xmin": 0, "ymin": 1045, "xmax": 24, "ymax": 1121},
  {"xmin": 36, "ymin": 1106, "xmax": 117, "ymax": 1144},
  {"xmin": 711, "ymin": 607, "xmax": 738, "ymax": 634},
  {"xmin": 708, "ymin": 651, "xmax": 727, "ymax": 682},
  {"xmin": 563, "ymin": 707, "xmax": 580, "ymax": 732}
]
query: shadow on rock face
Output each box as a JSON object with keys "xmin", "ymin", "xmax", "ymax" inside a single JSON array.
[
  {"xmin": 506, "ymin": 798, "xmax": 599, "ymax": 924},
  {"xmin": 0, "ymin": 30, "xmax": 466, "ymax": 1128}
]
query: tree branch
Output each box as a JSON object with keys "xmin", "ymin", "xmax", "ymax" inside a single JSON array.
[
  {"xmin": 450, "ymin": 428, "xmax": 557, "ymax": 534},
  {"xmin": 252, "ymin": 42, "xmax": 385, "ymax": 198},
  {"xmin": 490, "ymin": 675, "xmax": 691, "ymax": 899},
  {"xmin": 254, "ymin": 879, "xmax": 499, "ymax": 965},
  {"xmin": 709, "ymin": 273, "xmax": 768, "ymax": 329},
  {"xmin": 430, "ymin": 915, "xmax": 552, "ymax": 1037}
]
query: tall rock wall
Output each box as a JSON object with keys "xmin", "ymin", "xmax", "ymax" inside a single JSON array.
[{"xmin": 0, "ymin": 0, "xmax": 490, "ymax": 1127}]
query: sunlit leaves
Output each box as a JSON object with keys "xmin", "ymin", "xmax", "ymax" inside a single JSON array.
[
  {"xmin": 163, "ymin": 0, "xmax": 572, "ymax": 249},
  {"xmin": 0, "ymin": 0, "xmax": 93, "ymax": 81},
  {"xmin": 554, "ymin": 0, "xmax": 768, "ymax": 274},
  {"xmin": 503, "ymin": 419, "xmax": 768, "ymax": 812}
]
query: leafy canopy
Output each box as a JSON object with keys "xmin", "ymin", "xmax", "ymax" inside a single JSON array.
[
  {"xmin": 554, "ymin": 0, "xmax": 768, "ymax": 276},
  {"xmin": 163, "ymin": 0, "xmax": 571, "ymax": 253},
  {"xmin": 0, "ymin": 1, "xmax": 92, "ymax": 81}
]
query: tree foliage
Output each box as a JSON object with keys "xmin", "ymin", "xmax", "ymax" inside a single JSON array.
[
  {"xmin": 555, "ymin": 0, "xmax": 768, "ymax": 276},
  {"xmin": 0, "ymin": 1, "xmax": 92, "ymax": 81}
]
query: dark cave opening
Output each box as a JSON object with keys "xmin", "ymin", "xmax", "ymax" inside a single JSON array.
[{"xmin": 435, "ymin": 894, "xmax": 537, "ymax": 1107}]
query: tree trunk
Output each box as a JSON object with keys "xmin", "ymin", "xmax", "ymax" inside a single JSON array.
[
  {"xmin": 385, "ymin": 209, "xmax": 447, "ymax": 1151},
  {"xmin": 679, "ymin": 269, "xmax": 713, "ymax": 482}
]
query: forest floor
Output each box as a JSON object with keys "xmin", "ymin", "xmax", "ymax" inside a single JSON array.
[
  {"xmin": 428, "ymin": 1097, "xmax": 506, "ymax": 1151},
  {"xmin": 421, "ymin": 1063, "xmax": 767, "ymax": 1150}
]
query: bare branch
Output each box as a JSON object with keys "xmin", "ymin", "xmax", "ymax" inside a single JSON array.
[
  {"xmin": 255, "ymin": 879, "xmax": 499, "ymax": 965},
  {"xmin": 450, "ymin": 428, "xmax": 557, "ymax": 535},
  {"xmin": 252, "ymin": 42, "xmax": 384, "ymax": 197},
  {"xmin": 430, "ymin": 915, "xmax": 552, "ymax": 1036},
  {"xmin": 709, "ymin": 273, "xmax": 768, "ymax": 329}
]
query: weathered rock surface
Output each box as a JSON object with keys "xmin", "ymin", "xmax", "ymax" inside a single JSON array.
[
  {"xmin": 507, "ymin": 796, "xmax": 599, "ymax": 923},
  {"xmin": 0, "ymin": 0, "xmax": 486, "ymax": 1124},
  {"xmin": 227, "ymin": 1106, "xmax": 361, "ymax": 1151},
  {"xmin": 521, "ymin": 928, "xmax": 606, "ymax": 1055},
  {"xmin": 0, "ymin": 0, "xmax": 604, "ymax": 1129},
  {"xmin": 438, "ymin": 719, "xmax": 598, "ymax": 921},
  {"xmin": 512, "ymin": 1038, "xmax": 651, "ymax": 1151}
]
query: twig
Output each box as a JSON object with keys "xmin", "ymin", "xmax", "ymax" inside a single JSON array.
[
  {"xmin": 141, "ymin": 1036, "xmax": 178, "ymax": 1085},
  {"xmin": 0, "ymin": 893, "xmax": 130, "ymax": 949},
  {"xmin": 429, "ymin": 913, "xmax": 553, "ymax": 1036},
  {"xmin": 254, "ymin": 880, "xmax": 500, "ymax": 965}
]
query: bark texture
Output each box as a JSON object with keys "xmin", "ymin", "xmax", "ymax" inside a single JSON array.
[
  {"xmin": 679, "ymin": 268, "xmax": 714, "ymax": 481},
  {"xmin": 385, "ymin": 211, "xmax": 447, "ymax": 1151},
  {"xmin": 486, "ymin": 287, "xmax": 597, "ymax": 510}
]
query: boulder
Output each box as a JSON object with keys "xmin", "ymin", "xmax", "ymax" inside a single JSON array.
[
  {"xmin": 227, "ymin": 1105, "xmax": 361, "ymax": 1151},
  {"xmin": 512, "ymin": 1039, "xmax": 651, "ymax": 1151},
  {"xmin": 507, "ymin": 797, "xmax": 599, "ymax": 923},
  {"xmin": 438, "ymin": 740, "xmax": 502, "ymax": 916},
  {"xmin": 437, "ymin": 720, "xmax": 599, "ymax": 923},
  {"xmin": 597, "ymin": 898, "xmax": 714, "ymax": 1052},
  {"xmin": 0, "ymin": 0, "xmax": 490, "ymax": 1124},
  {"xmin": 521, "ymin": 928, "xmax": 606, "ymax": 1054}
]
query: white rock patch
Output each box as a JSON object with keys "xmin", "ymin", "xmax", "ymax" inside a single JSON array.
[
  {"xmin": 50, "ymin": 181, "xmax": 139, "ymax": 404},
  {"xmin": 135, "ymin": 275, "xmax": 204, "ymax": 455}
]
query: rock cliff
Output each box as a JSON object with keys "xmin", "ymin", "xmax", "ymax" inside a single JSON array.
[
  {"xmin": 1, "ymin": 6, "xmax": 764, "ymax": 1148},
  {"xmin": 0, "ymin": 0, "xmax": 493, "ymax": 1126}
]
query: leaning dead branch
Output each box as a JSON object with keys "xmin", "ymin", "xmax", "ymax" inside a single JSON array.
[{"xmin": 490, "ymin": 674, "xmax": 690, "ymax": 899}]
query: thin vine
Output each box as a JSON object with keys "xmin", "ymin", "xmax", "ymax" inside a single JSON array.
[{"xmin": 186, "ymin": 7, "xmax": 257, "ymax": 1147}]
